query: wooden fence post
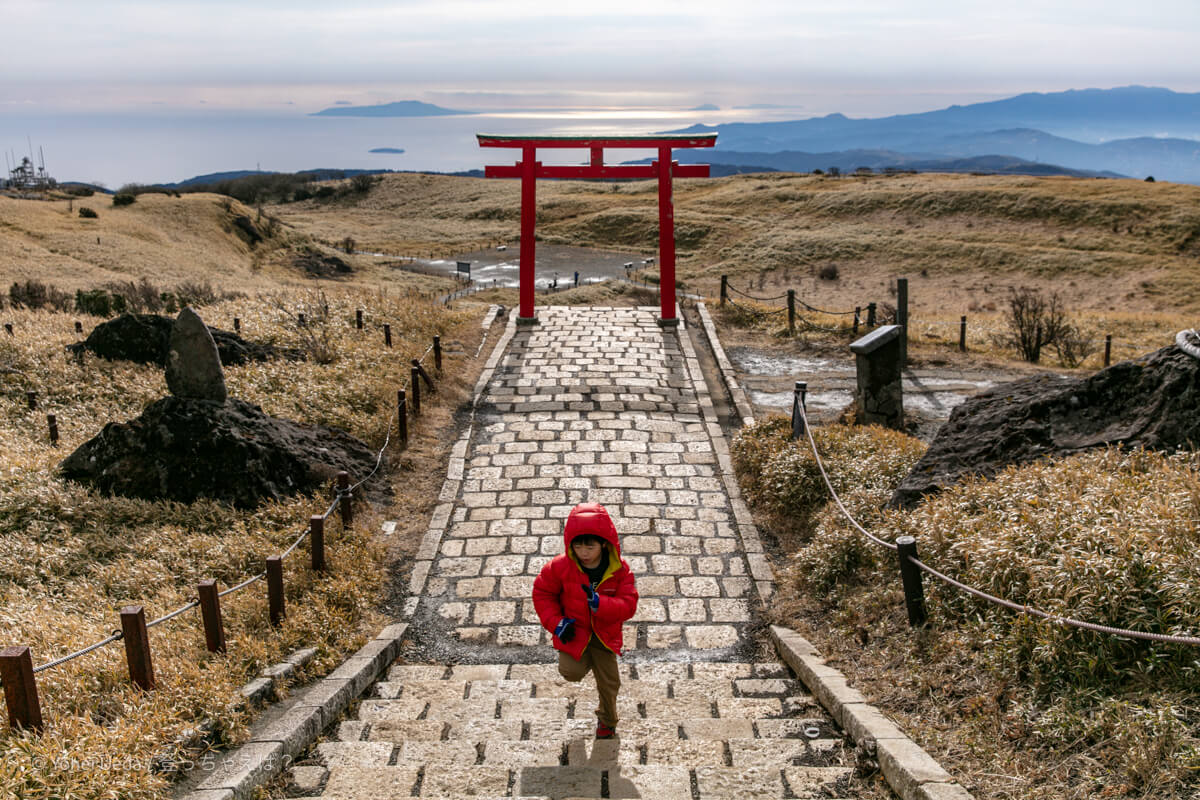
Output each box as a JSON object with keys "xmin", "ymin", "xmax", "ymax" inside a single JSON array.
[
  {"xmin": 0, "ymin": 646, "xmax": 43, "ymax": 731},
  {"xmin": 197, "ymin": 580, "xmax": 226, "ymax": 654},
  {"xmin": 791, "ymin": 381, "xmax": 808, "ymax": 440},
  {"xmin": 337, "ymin": 471, "xmax": 353, "ymax": 529},
  {"xmin": 413, "ymin": 359, "xmax": 434, "ymax": 392},
  {"xmin": 266, "ymin": 556, "xmax": 285, "ymax": 627},
  {"xmin": 355, "ymin": 309, "xmax": 364, "ymax": 330},
  {"xmin": 297, "ymin": 313, "xmax": 306, "ymax": 327},
  {"xmin": 896, "ymin": 536, "xmax": 928, "ymax": 628},
  {"xmin": 397, "ymin": 389, "xmax": 408, "ymax": 447},
  {"xmin": 853, "ymin": 307, "xmax": 860, "ymax": 334},
  {"xmin": 433, "ymin": 336, "xmax": 442, "ymax": 370},
  {"xmin": 25, "ymin": 391, "xmax": 36, "ymax": 410},
  {"xmin": 1104, "ymin": 334, "xmax": 1112, "ymax": 367},
  {"xmin": 47, "ymin": 414, "xmax": 58, "ymax": 446},
  {"xmin": 384, "ymin": 324, "xmax": 392, "ymax": 348},
  {"xmin": 896, "ymin": 277, "xmax": 908, "ymax": 366},
  {"xmin": 411, "ymin": 366, "xmax": 421, "ymax": 415},
  {"xmin": 233, "ymin": 318, "xmax": 240, "ymax": 333},
  {"xmin": 720, "ymin": 275, "xmax": 728, "ymax": 307},
  {"xmin": 959, "ymin": 315, "xmax": 968, "ymax": 352},
  {"xmin": 4, "ymin": 324, "xmax": 12, "ymax": 336},
  {"xmin": 75, "ymin": 321, "xmax": 83, "ymax": 334},
  {"xmin": 867, "ymin": 303, "xmax": 876, "ymax": 327},
  {"xmin": 120, "ymin": 606, "xmax": 156, "ymax": 690},
  {"xmin": 787, "ymin": 290, "xmax": 796, "ymax": 335},
  {"xmin": 310, "ymin": 515, "xmax": 326, "ymax": 572}
]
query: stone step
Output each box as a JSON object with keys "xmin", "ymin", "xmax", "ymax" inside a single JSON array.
[
  {"xmin": 296, "ymin": 764, "xmax": 856, "ymax": 799},
  {"xmin": 284, "ymin": 661, "xmax": 867, "ymax": 799}
]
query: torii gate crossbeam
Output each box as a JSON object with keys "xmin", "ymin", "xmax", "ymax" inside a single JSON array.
[{"xmin": 477, "ymin": 133, "xmax": 717, "ymax": 325}]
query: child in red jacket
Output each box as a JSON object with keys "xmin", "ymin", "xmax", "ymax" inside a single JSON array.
[{"xmin": 532, "ymin": 503, "xmax": 638, "ymax": 739}]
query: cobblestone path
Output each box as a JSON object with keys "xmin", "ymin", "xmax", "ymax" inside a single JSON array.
[{"xmin": 283, "ymin": 306, "xmax": 874, "ymax": 799}]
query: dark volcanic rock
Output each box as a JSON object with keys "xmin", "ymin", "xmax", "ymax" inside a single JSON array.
[
  {"xmin": 60, "ymin": 397, "xmax": 381, "ymax": 508},
  {"xmin": 68, "ymin": 314, "xmax": 303, "ymax": 366},
  {"xmin": 891, "ymin": 345, "xmax": 1200, "ymax": 508}
]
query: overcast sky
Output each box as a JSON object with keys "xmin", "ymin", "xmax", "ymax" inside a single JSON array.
[{"xmin": 3, "ymin": 0, "xmax": 1199, "ymax": 117}]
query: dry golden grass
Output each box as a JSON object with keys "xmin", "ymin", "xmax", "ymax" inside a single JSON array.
[
  {"xmin": 0, "ymin": 290, "xmax": 478, "ymax": 799},
  {"xmin": 734, "ymin": 418, "xmax": 1200, "ymax": 799}
]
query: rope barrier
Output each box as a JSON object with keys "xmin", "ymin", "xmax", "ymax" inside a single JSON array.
[
  {"xmin": 146, "ymin": 600, "xmax": 201, "ymax": 629},
  {"xmin": 792, "ymin": 402, "xmax": 1200, "ymax": 646},
  {"xmin": 219, "ymin": 572, "xmax": 265, "ymax": 598},
  {"xmin": 796, "ymin": 403, "xmax": 897, "ymax": 552},
  {"xmin": 908, "ymin": 556, "xmax": 1200, "ymax": 646},
  {"xmin": 33, "ymin": 631, "xmax": 123, "ymax": 674},
  {"xmin": 727, "ymin": 283, "xmax": 790, "ymax": 302}
]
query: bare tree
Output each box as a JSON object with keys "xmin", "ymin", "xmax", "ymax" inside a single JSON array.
[{"xmin": 998, "ymin": 288, "xmax": 1069, "ymax": 363}]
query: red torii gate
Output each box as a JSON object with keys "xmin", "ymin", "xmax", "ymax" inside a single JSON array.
[{"xmin": 477, "ymin": 133, "xmax": 717, "ymax": 325}]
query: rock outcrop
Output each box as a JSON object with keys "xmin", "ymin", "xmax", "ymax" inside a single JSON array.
[
  {"xmin": 69, "ymin": 314, "xmax": 303, "ymax": 366},
  {"xmin": 60, "ymin": 397, "xmax": 382, "ymax": 508},
  {"xmin": 890, "ymin": 344, "xmax": 1200, "ymax": 508}
]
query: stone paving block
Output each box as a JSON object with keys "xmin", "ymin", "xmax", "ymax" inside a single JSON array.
[
  {"xmin": 501, "ymin": 696, "xmax": 569, "ymax": 719},
  {"xmin": 711, "ymin": 599, "xmax": 752, "ymax": 622},
  {"xmin": 447, "ymin": 718, "xmax": 522, "ymax": 740},
  {"xmin": 357, "ymin": 696, "xmax": 427, "ymax": 721},
  {"xmin": 630, "ymin": 598, "xmax": 667, "ymax": 622},
  {"xmin": 468, "ymin": 679, "xmax": 534, "ymax": 700},
  {"xmin": 642, "ymin": 698, "xmax": 715, "ymax": 719},
  {"xmin": 421, "ymin": 765, "xmax": 512, "ymax": 797},
  {"xmin": 679, "ymin": 577, "xmax": 721, "ymax": 597},
  {"xmin": 671, "ymin": 677, "xmax": 735, "ymax": 700},
  {"xmin": 515, "ymin": 766, "xmax": 602, "ymax": 799},
  {"xmin": 876, "ymin": 736, "xmax": 955, "ymax": 798},
  {"xmin": 465, "ymin": 538, "xmax": 507, "ymax": 556},
  {"xmin": 449, "ymin": 664, "xmax": 509, "ymax": 681},
  {"xmin": 436, "ymin": 601, "xmax": 469, "ymax": 624},
  {"xmin": 194, "ymin": 741, "xmax": 285, "ymax": 794},
  {"xmin": 437, "ymin": 557, "xmax": 483, "ymax": 577},
  {"xmin": 718, "ymin": 697, "xmax": 782, "ymax": 719},
  {"xmin": 316, "ymin": 741, "xmax": 394, "ymax": 767},
  {"xmin": 645, "ymin": 625, "xmax": 683, "ymax": 648},
  {"xmin": 455, "ymin": 577, "xmax": 497, "ymax": 598},
  {"xmin": 608, "ymin": 765, "xmax": 692, "ymax": 800},
  {"xmin": 728, "ymin": 737, "xmax": 812, "ymax": 767},
  {"xmin": 528, "ymin": 718, "xmax": 595, "ymax": 740},
  {"xmin": 482, "ymin": 739, "xmax": 566, "ymax": 768},
  {"xmin": 646, "ymin": 738, "xmax": 725, "ymax": 766},
  {"xmin": 691, "ymin": 663, "xmax": 753, "ymax": 680},
  {"xmin": 682, "ymin": 718, "xmax": 754, "ymax": 739},
  {"xmin": 319, "ymin": 767, "xmax": 418, "ymax": 798},
  {"xmin": 366, "ymin": 720, "xmax": 445, "ymax": 742},
  {"xmin": 652, "ymin": 555, "xmax": 694, "ymax": 575},
  {"xmin": 685, "ymin": 626, "xmax": 741, "ymax": 650},
  {"xmin": 287, "ymin": 765, "xmax": 328, "ymax": 795},
  {"xmin": 474, "ymin": 601, "xmax": 517, "ymax": 624},
  {"xmin": 498, "ymin": 625, "xmax": 544, "ymax": 646},
  {"xmin": 397, "ymin": 739, "xmax": 477, "ymax": 765},
  {"xmin": 455, "ymin": 626, "xmax": 493, "ymax": 642},
  {"xmin": 694, "ymin": 765, "xmax": 785, "ymax": 799}
]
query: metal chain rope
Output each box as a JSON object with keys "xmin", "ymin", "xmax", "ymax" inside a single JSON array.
[
  {"xmin": 727, "ymin": 296, "xmax": 788, "ymax": 318},
  {"xmin": 793, "ymin": 403, "xmax": 1200, "ymax": 646},
  {"xmin": 727, "ymin": 282, "xmax": 790, "ymax": 302}
]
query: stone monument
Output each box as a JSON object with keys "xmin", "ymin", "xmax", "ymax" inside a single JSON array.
[
  {"xmin": 165, "ymin": 307, "xmax": 227, "ymax": 403},
  {"xmin": 850, "ymin": 324, "xmax": 903, "ymax": 429}
]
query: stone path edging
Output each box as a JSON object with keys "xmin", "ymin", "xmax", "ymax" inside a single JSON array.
[
  {"xmin": 771, "ymin": 626, "xmax": 974, "ymax": 800},
  {"xmin": 692, "ymin": 307, "xmax": 973, "ymax": 800},
  {"xmin": 696, "ymin": 301, "xmax": 756, "ymax": 426},
  {"xmin": 180, "ymin": 623, "xmax": 408, "ymax": 800}
]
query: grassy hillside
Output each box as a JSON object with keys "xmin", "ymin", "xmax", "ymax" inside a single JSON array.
[{"xmin": 270, "ymin": 170, "xmax": 1200, "ymax": 314}]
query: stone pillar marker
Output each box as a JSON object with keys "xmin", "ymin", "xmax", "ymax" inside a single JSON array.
[
  {"xmin": 850, "ymin": 324, "xmax": 904, "ymax": 429},
  {"xmin": 166, "ymin": 307, "xmax": 227, "ymax": 403}
]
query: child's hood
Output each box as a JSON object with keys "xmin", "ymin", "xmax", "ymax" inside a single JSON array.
[{"xmin": 562, "ymin": 502, "xmax": 622, "ymax": 569}]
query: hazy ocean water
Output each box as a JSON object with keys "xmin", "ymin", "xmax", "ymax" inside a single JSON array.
[{"xmin": 2, "ymin": 107, "xmax": 785, "ymax": 188}]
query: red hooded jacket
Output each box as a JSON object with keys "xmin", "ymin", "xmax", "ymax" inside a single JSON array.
[{"xmin": 532, "ymin": 503, "xmax": 639, "ymax": 660}]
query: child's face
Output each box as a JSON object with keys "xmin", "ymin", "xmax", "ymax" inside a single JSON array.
[{"xmin": 572, "ymin": 537, "xmax": 603, "ymax": 568}]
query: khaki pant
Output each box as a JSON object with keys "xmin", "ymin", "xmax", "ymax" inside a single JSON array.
[{"xmin": 558, "ymin": 637, "xmax": 620, "ymax": 728}]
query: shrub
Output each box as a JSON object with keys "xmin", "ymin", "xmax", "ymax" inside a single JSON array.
[
  {"xmin": 112, "ymin": 193, "xmax": 136, "ymax": 207},
  {"xmin": 892, "ymin": 447, "xmax": 1200, "ymax": 696},
  {"xmin": 349, "ymin": 173, "xmax": 377, "ymax": 194},
  {"xmin": 74, "ymin": 289, "xmax": 116, "ymax": 317},
  {"xmin": 9, "ymin": 280, "xmax": 72, "ymax": 311},
  {"xmin": 105, "ymin": 278, "xmax": 163, "ymax": 313},
  {"xmin": 63, "ymin": 185, "xmax": 94, "ymax": 197},
  {"xmin": 1054, "ymin": 322, "xmax": 1099, "ymax": 368},
  {"xmin": 78, "ymin": 207, "xmax": 98, "ymax": 219},
  {"xmin": 995, "ymin": 287, "xmax": 1069, "ymax": 363},
  {"xmin": 341, "ymin": 236, "xmax": 357, "ymax": 254},
  {"xmin": 817, "ymin": 263, "xmax": 839, "ymax": 281}
]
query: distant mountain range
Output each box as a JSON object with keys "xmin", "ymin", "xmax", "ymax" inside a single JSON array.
[
  {"xmin": 311, "ymin": 100, "xmax": 474, "ymax": 117},
  {"xmin": 667, "ymin": 86, "xmax": 1200, "ymax": 183}
]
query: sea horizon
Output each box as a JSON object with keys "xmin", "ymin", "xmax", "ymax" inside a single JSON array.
[{"xmin": 3, "ymin": 106, "xmax": 798, "ymax": 189}]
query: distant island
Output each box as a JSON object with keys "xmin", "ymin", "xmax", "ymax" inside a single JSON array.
[
  {"xmin": 369, "ymin": 147, "xmax": 406, "ymax": 154},
  {"xmin": 311, "ymin": 101, "xmax": 475, "ymax": 118},
  {"xmin": 689, "ymin": 104, "xmax": 720, "ymax": 111}
]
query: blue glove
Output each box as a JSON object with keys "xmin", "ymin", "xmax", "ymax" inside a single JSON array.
[
  {"xmin": 554, "ymin": 617, "xmax": 576, "ymax": 642},
  {"xmin": 581, "ymin": 583, "xmax": 600, "ymax": 611}
]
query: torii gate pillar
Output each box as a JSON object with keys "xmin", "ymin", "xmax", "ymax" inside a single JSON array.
[{"xmin": 478, "ymin": 133, "xmax": 717, "ymax": 326}]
